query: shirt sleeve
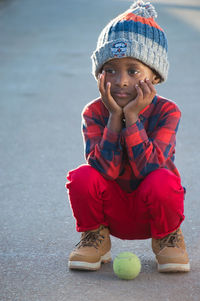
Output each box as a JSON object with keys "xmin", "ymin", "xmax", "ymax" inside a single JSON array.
[
  {"xmin": 82, "ymin": 105, "xmax": 123, "ymax": 180},
  {"xmin": 122, "ymin": 102, "xmax": 181, "ymax": 180}
]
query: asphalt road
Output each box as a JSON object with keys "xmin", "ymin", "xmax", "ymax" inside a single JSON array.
[{"xmin": 0, "ymin": 0, "xmax": 200, "ymax": 300}]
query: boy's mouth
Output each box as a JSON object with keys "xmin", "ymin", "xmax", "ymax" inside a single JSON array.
[
  {"xmin": 114, "ymin": 93, "xmax": 129, "ymax": 98},
  {"xmin": 112, "ymin": 90, "xmax": 131, "ymax": 99}
]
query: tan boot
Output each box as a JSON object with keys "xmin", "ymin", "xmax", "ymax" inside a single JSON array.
[
  {"xmin": 152, "ymin": 228, "xmax": 190, "ymax": 272},
  {"xmin": 68, "ymin": 225, "xmax": 111, "ymax": 270}
]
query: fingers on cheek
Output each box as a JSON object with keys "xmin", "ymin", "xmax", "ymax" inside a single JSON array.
[
  {"xmin": 106, "ymin": 81, "xmax": 110, "ymax": 90},
  {"xmin": 145, "ymin": 79, "xmax": 156, "ymax": 95},
  {"xmin": 105, "ymin": 82, "xmax": 111, "ymax": 98},
  {"xmin": 99, "ymin": 74, "xmax": 106, "ymax": 93},
  {"xmin": 139, "ymin": 80, "xmax": 151, "ymax": 95},
  {"xmin": 135, "ymin": 84, "xmax": 143, "ymax": 97}
]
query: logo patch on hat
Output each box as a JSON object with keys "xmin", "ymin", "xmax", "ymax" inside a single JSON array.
[{"xmin": 111, "ymin": 41, "xmax": 127, "ymax": 58}]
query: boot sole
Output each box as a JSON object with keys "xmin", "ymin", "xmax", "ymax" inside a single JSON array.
[
  {"xmin": 68, "ymin": 251, "xmax": 112, "ymax": 271},
  {"xmin": 158, "ymin": 262, "xmax": 190, "ymax": 273}
]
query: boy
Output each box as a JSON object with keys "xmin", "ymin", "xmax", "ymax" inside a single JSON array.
[{"xmin": 66, "ymin": 0, "xmax": 190, "ymax": 273}]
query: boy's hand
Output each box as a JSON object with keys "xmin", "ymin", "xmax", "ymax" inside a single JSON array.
[
  {"xmin": 98, "ymin": 71, "xmax": 123, "ymax": 117},
  {"xmin": 123, "ymin": 78, "xmax": 156, "ymax": 126},
  {"xmin": 98, "ymin": 71, "xmax": 123, "ymax": 133}
]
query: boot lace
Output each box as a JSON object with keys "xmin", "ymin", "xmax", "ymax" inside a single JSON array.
[
  {"xmin": 76, "ymin": 227, "xmax": 105, "ymax": 249},
  {"xmin": 159, "ymin": 229, "xmax": 180, "ymax": 249}
]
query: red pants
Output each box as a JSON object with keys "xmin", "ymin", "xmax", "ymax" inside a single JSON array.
[{"xmin": 66, "ymin": 165, "xmax": 185, "ymax": 240}]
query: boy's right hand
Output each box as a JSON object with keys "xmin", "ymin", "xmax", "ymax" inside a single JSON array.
[
  {"xmin": 98, "ymin": 71, "xmax": 123, "ymax": 117},
  {"xmin": 98, "ymin": 71, "xmax": 123, "ymax": 133}
]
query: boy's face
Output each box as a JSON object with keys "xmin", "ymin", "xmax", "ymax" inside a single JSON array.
[{"xmin": 101, "ymin": 57, "xmax": 160, "ymax": 108}]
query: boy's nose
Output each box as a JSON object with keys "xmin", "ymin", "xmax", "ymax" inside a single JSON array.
[{"xmin": 115, "ymin": 72, "xmax": 129, "ymax": 87}]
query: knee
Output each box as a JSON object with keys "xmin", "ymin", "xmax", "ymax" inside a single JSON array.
[
  {"xmin": 66, "ymin": 164, "xmax": 103, "ymax": 191},
  {"xmin": 141, "ymin": 168, "xmax": 184, "ymax": 201},
  {"xmin": 147, "ymin": 168, "xmax": 177, "ymax": 184}
]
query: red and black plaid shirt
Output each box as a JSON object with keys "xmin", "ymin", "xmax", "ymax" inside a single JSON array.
[{"xmin": 82, "ymin": 95, "xmax": 181, "ymax": 192}]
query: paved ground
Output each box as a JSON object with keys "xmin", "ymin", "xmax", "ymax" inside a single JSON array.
[{"xmin": 0, "ymin": 0, "xmax": 200, "ymax": 300}]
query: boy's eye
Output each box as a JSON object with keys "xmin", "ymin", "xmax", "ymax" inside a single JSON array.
[
  {"xmin": 128, "ymin": 69, "xmax": 140, "ymax": 75},
  {"xmin": 105, "ymin": 68, "xmax": 116, "ymax": 74}
]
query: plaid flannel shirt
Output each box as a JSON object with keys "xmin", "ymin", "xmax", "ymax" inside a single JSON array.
[{"xmin": 82, "ymin": 95, "xmax": 181, "ymax": 192}]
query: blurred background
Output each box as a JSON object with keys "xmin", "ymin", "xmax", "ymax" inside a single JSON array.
[{"xmin": 0, "ymin": 0, "xmax": 200, "ymax": 300}]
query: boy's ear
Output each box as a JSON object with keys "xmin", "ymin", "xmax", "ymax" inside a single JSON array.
[{"xmin": 152, "ymin": 74, "xmax": 161, "ymax": 85}]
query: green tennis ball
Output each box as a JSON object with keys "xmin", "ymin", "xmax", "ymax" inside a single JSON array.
[{"xmin": 113, "ymin": 252, "xmax": 141, "ymax": 280}]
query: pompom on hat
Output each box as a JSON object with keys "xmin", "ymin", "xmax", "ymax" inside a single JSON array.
[{"xmin": 91, "ymin": 0, "xmax": 169, "ymax": 82}]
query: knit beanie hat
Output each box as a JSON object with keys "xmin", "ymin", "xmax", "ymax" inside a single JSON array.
[{"xmin": 91, "ymin": 0, "xmax": 169, "ymax": 82}]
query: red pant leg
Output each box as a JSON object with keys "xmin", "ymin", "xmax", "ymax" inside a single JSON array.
[
  {"xmin": 66, "ymin": 165, "xmax": 185, "ymax": 240},
  {"xmin": 66, "ymin": 164, "xmax": 142, "ymax": 237},
  {"xmin": 136, "ymin": 168, "xmax": 185, "ymax": 239},
  {"xmin": 66, "ymin": 165, "xmax": 109, "ymax": 232}
]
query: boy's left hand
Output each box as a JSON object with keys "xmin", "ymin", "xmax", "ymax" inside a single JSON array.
[{"xmin": 123, "ymin": 78, "xmax": 156, "ymax": 126}]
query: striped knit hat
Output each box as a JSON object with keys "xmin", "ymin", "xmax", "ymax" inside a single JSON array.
[{"xmin": 91, "ymin": 0, "xmax": 169, "ymax": 82}]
